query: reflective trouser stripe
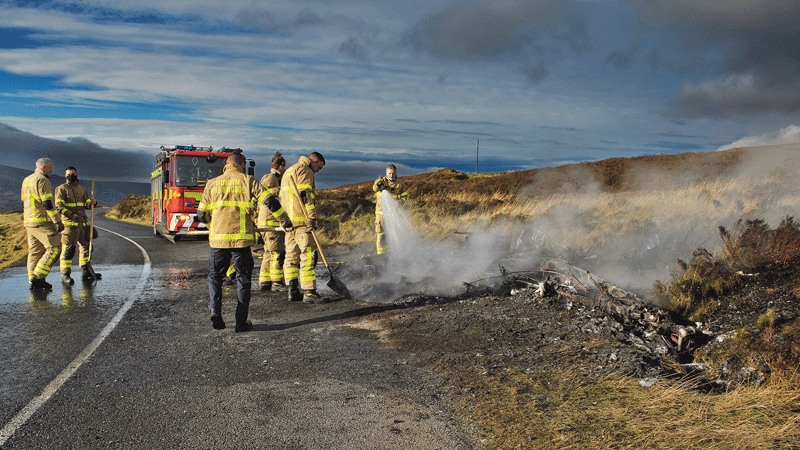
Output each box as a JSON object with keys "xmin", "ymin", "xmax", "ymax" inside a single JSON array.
[
  {"xmin": 375, "ymin": 215, "xmax": 386, "ymax": 254},
  {"xmin": 260, "ymin": 231, "xmax": 286, "ymax": 283},
  {"xmin": 299, "ymin": 246, "xmax": 316, "ymax": 285},
  {"xmin": 259, "ymin": 251, "xmax": 285, "ymax": 283},
  {"xmin": 284, "ymin": 228, "xmax": 316, "ymax": 290},
  {"xmin": 60, "ymin": 225, "xmax": 90, "ymax": 274},
  {"xmin": 26, "ymin": 226, "xmax": 61, "ymax": 278}
]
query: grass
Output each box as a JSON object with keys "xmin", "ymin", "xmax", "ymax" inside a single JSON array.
[
  {"xmin": 456, "ymin": 368, "xmax": 800, "ymax": 450},
  {"xmin": 0, "ymin": 211, "xmax": 27, "ymax": 270}
]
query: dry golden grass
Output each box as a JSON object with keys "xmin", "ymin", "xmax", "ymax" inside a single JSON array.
[
  {"xmin": 453, "ymin": 367, "xmax": 800, "ymax": 450},
  {"xmin": 0, "ymin": 211, "xmax": 27, "ymax": 270},
  {"xmin": 104, "ymin": 195, "xmax": 151, "ymax": 225}
]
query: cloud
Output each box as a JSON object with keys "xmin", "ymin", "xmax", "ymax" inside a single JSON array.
[
  {"xmin": 236, "ymin": 7, "xmax": 324, "ymax": 34},
  {"xmin": 717, "ymin": 124, "xmax": 800, "ymax": 151},
  {"xmin": 401, "ymin": 0, "xmax": 590, "ymax": 81},
  {"xmin": 0, "ymin": 122, "xmax": 152, "ymax": 181},
  {"xmin": 671, "ymin": 74, "xmax": 800, "ymax": 118},
  {"xmin": 625, "ymin": 0, "xmax": 800, "ymax": 117},
  {"xmin": 519, "ymin": 60, "xmax": 547, "ymax": 84},
  {"xmin": 339, "ymin": 36, "xmax": 368, "ymax": 61}
]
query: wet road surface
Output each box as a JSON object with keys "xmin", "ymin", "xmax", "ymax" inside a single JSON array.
[{"xmin": 0, "ymin": 216, "xmax": 473, "ymax": 449}]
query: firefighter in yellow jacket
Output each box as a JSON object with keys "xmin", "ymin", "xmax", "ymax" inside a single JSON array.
[
  {"xmin": 257, "ymin": 151, "xmax": 289, "ymax": 291},
  {"xmin": 21, "ymin": 157, "xmax": 63, "ymax": 290},
  {"xmin": 197, "ymin": 152, "xmax": 291, "ymax": 332},
  {"xmin": 55, "ymin": 166, "xmax": 100, "ymax": 285},
  {"xmin": 372, "ymin": 163, "xmax": 408, "ymax": 255},
  {"xmin": 280, "ymin": 152, "xmax": 326, "ymax": 303}
]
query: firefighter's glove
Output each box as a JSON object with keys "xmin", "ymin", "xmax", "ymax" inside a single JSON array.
[
  {"xmin": 92, "ymin": 226, "xmax": 98, "ymax": 240},
  {"xmin": 68, "ymin": 211, "xmax": 79, "ymax": 221},
  {"xmin": 280, "ymin": 217, "xmax": 293, "ymax": 230},
  {"xmin": 376, "ymin": 180, "xmax": 385, "ymax": 191},
  {"xmin": 264, "ymin": 194, "xmax": 282, "ymax": 213},
  {"xmin": 197, "ymin": 210, "xmax": 209, "ymax": 224},
  {"xmin": 308, "ymin": 218, "xmax": 317, "ymax": 230},
  {"xmin": 256, "ymin": 235, "xmax": 264, "ymax": 245},
  {"xmin": 55, "ymin": 222, "xmax": 64, "ymax": 233}
]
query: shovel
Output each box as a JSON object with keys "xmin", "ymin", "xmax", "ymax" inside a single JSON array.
[
  {"xmin": 289, "ymin": 176, "xmax": 351, "ymax": 299},
  {"xmin": 86, "ymin": 177, "xmax": 98, "ymax": 281}
]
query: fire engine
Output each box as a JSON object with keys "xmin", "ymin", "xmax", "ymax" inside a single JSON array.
[{"xmin": 151, "ymin": 145, "xmax": 255, "ymax": 242}]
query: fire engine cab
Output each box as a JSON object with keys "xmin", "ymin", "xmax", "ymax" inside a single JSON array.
[{"xmin": 151, "ymin": 145, "xmax": 255, "ymax": 241}]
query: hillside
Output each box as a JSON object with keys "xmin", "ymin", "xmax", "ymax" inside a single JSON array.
[{"xmin": 0, "ymin": 164, "xmax": 149, "ymax": 213}]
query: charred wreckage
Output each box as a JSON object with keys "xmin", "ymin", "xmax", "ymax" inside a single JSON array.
[{"xmin": 333, "ymin": 225, "xmax": 759, "ymax": 391}]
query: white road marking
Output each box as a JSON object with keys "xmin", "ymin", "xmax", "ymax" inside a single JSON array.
[{"xmin": 0, "ymin": 226, "xmax": 151, "ymax": 446}]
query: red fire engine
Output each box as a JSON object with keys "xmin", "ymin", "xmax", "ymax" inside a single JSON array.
[{"xmin": 151, "ymin": 145, "xmax": 255, "ymax": 241}]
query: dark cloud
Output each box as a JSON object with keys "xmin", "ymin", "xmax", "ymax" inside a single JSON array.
[
  {"xmin": 603, "ymin": 45, "xmax": 639, "ymax": 70},
  {"xmin": 520, "ymin": 60, "xmax": 547, "ymax": 84},
  {"xmin": 236, "ymin": 8, "xmax": 323, "ymax": 34},
  {"xmin": 626, "ymin": 0, "xmax": 800, "ymax": 117},
  {"xmin": 0, "ymin": 122, "xmax": 152, "ymax": 180},
  {"xmin": 670, "ymin": 75, "xmax": 800, "ymax": 118},
  {"xmin": 401, "ymin": 0, "xmax": 590, "ymax": 82},
  {"xmin": 339, "ymin": 37, "xmax": 368, "ymax": 61}
]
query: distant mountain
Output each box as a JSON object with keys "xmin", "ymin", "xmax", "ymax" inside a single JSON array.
[{"xmin": 0, "ymin": 164, "xmax": 149, "ymax": 213}]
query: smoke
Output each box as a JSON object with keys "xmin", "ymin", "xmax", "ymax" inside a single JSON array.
[
  {"xmin": 346, "ymin": 143, "xmax": 800, "ymax": 303},
  {"xmin": 375, "ymin": 190, "xmax": 507, "ymax": 296},
  {"xmin": 717, "ymin": 125, "xmax": 800, "ymax": 151},
  {"xmin": 513, "ymin": 144, "xmax": 800, "ymax": 298}
]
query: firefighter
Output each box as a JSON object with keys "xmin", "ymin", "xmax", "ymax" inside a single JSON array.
[
  {"xmin": 372, "ymin": 163, "xmax": 408, "ymax": 255},
  {"xmin": 197, "ymin": 152, "xmax": 291, "ymax": 332},
  {"xmin": 54, "ymin": 166, "xmax": 101, "ymax": 285},
  {"xmin": 257, "ymin": 151, "xmax": 289, "ymax": 291},
  {"xmin": 21, "ymin": 157, "xmax": 63, "ymax": 290},
  {"xmin": 280, "ymin": 152, "xmax": 326, "ymax": 303}
]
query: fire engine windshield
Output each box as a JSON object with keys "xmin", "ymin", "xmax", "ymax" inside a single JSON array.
[{"xmin": 174, "ymin": 155, "xmax": 225, "ymax": 187}]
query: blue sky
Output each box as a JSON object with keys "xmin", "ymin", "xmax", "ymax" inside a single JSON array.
[{"xmin": 1, "ymin": 0, "xmax": 800, "ymax": 188}]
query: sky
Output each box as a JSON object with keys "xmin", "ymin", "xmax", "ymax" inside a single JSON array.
[{"xmin": 2, "ymin": 0, "xmax": 800, "ymax": 188}]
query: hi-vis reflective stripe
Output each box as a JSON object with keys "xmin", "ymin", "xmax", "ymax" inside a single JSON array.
[
  {"xmin": 204, "ymin": 199, "xmax": 256, "ymax": 241},
  {"xmin": 21, "ymin": 192, "xmax": 48, "ymax": 202},
  {"xmin": 210, "ymin": 232, "xmax": 255, "ymax": 240},
  {"xmin": 284, "ymin": 266, "xmax": 299, "ymax": 280},
  {"xmin": 56, "ymin": 201, "xmax": 87, "ymax": 208},
  {"xmin": 202, "ymin": 200, "xmax": 253, "ymax": 209}
]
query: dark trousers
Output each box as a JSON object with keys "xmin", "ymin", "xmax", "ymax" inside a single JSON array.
[{"xmin": 208, "ymin": 247, "xmax": 254, "ymax": 325}]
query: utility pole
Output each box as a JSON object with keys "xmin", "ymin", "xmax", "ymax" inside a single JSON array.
[{"xmin": 475, "ymin": 139, "xmax": 479, "ymax": 174}]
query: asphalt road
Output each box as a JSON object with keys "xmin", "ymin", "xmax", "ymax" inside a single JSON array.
[{"xmin": 0, "ymin": 216, "xmax": 473, "ymax": 449}]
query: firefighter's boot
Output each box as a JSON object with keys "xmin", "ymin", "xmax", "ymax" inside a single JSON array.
[
  {"xmin": 81, "ymin": 264, "xmax": 102, "ymax": 282},
  {"xmin": 29, "ymin": 276, "xmax": 52, "ymax": 291},
  {"xmin": 302, "ymin": 289, "xmax": 328, "ymax": 304},
  {"xmin": 271, "ymin": 281, "xmax": 287, "ymax": 292},
  {"xmin": 287, "ymin": 279, "xmax": 302, "ymax": 302},
  {"xmin": 62, "ymin": 272, "xmax": 74, "ymax": 285},
  {"xmin": 259, "ymin": 281, "xmax": 272, "ymax": 291}
]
